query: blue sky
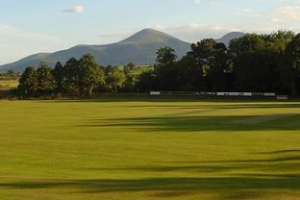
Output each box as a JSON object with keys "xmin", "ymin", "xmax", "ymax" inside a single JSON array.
[{"xmin": 1, "ymin": 0, "xmax": 300, "ymax": 65}]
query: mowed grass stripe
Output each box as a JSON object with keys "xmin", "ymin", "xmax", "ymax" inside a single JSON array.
[{"xmin": 1, "ymin": 100, "xmax": 300, "ymax": 199}]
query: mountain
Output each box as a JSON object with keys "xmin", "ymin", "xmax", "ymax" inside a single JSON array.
[
  {"xmin": 216, "ymin": 32, "xmax": 245, "ymax": 44},
  {"xmin": 1, "ymin": 53, "xmax": 51, "ymax": 72},
  {"xmin": 0, "ymin": 29, "xmax": 245, "ymax": 72},
  {"xmin": 0, "ymin": 29, "xmax": 191, "ymax": 72}
]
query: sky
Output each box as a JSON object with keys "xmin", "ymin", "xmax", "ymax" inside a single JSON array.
[{"xmin": 1, "ymin": 0, "xmax": 300, "ymax": 65}]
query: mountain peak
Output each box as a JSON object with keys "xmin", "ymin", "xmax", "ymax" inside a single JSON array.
[
  {"xmin": 139, "ymin": 28, "xmax": 161, "ymax": 34},
  {"xmin": 119, "ymin": 28, "xmax": 178, "ymax": 44},
  {"xmin": 216, "ymin": 32, "xmax": 245, "ymax": 44},
  {"xmin": 0, "ymin": 29, "xmax": 244, "ymax": 71}
]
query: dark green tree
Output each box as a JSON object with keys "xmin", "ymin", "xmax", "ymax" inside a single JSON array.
[
  {"xmin": 228, "ymin": 33, "xmax": 266, "ymax": 58},
  {"xmin": 230, "ymin": 31, "xmax": 295, "ymax": 93},
  {"xmin": 18, "ymin": 66, "xmax": 38, "ymax": 98},
  {"xmin": 78, "ymin": 54, "xmax": 105, "ymax": 96},
  {"xmin": 135, "ymin": 71, "xmax": 156, "ymax": 92},
  {"xmin": 205, "ymin": 42, "xmax": 229, "ymax": 91},
  {"xmin": 189, "ymin": 39, "xmax": 229, "ymax": 91},
  {"xmin": 63, "ymin": 57, "xmax": 80, "ymax": 96},
  {"xmin": 53, "ymin": 61, "xmax": 64, "ymax": 94},
  {"xmin": 233, "ymin": 49, "xmax": 281, "ymax": 92},
  {"xmin": 156, "ymin": 46, "xmax": 177, "ymax": 66},
  {"xmin": 123, "ymin": 65, "xmax": 131, "ymax": 76},
  {"xmin": 105, "ymin": 65, "xmax": 114, "ymax": 76},
  {"xmin": 127, "ymin": 62, "xmax": 136, "ymax": 70},
  {"xmin": 176, "ymin": 55, "xmax": 201, "ymax": 91},
  {"xmin": 123, "ymin": 62, "xmax": 136, "ymax": 76},
  {"xmin": 123, "ymin": 73, "xmax": 138, "ymax": 92},
  {"xmin": 154, "ymin": 46, "xmax": 178, "ymax": 91},
  {"xmin": 36, "ymin": 62, "xmax": 56, "ymax": 96},
  {"xmin": 285, "ymin": 33, "xmax": 300, "ymax": 97}
]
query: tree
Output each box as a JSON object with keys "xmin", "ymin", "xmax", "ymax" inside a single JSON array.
[
  {"xmin": 62, "ymin": 55, "xmax": 105, "ymax": 97},
  {"xmin": 63, "ymin": 57, "xmax": 80, "ymax": 96},
  {"xmin": 53, "ymin": 61, "xmax": 64, "ymax": 94},
  {"xmin": 228, "ymin": 33, "xmax": 266, "ymax": 58},
  {"xmin": 189, "ymin": 39, "xmax": 228, "ymax": 91},
  {"xmin": 18, "ymin": 67, "xmax": 38, "ymax": 98},
  {"xmin": 233, "ymin": 49, "xmax": 281, "ymax": 92},
  {"xmin": 127, "ymin": 62, "xmax": 136, "ymax": 70},
  {"xmin": 189, "ymin": 39, "xmax": 217, "ymax": 65},
  {"xmin": 105, "ymin": 65, "xmax": 114, "ymax": 75},
  {"xmin": 78, "ymin": 54, "xmax": 105, "ymax": 96},
  {"xmin": 123, "ymin": 73, "xmax": 138, "ymax": 92},
  {"xmin": 176, "ymin": 55, "xmax": 201, "ymax": 91},
  {"xmin": 36, "ymin": 62, "xmax": 56, "ymax": 96},
  {"xmin": 154, "ymin": 46, "xmax": 178, "ymax": 91},
  {"xmin": 204, "ymin": 42, "xmax": 229, "ymax": 91},
  {"xmin": 123, "ymin": 65, "xmax": 131, "ymax": 76},
  {"xmin": 267, "ymin": 31, "xmax": 295, "ymax": 95},
  {"xmin": 230, "ymin": 31, "xmax": 295, "ymax": 93},
  {"xmin": 156, "ymin": 46, "xmax": 177, "ymax": 66},
  {"xmin": 123, "ymin": 62, "xmax": 136, "ymax": 76},
  {"xmin": 105, "ymin": 68, "xmax": 126, "ymax": 92},
  {"xmin": 264, "ymin": 30, "xmax": 295, "ymax": 52},
  {"xmin": 135, "ymin": 71, "xmax": 156, "ymax": 92},
  {"xmin": 285, "ymin": 33, "xmax": 300, "ymax": 97}
]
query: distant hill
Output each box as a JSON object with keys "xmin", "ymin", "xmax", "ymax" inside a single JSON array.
[
  {"xmin": 0, "ymin": 29, "xmax": 244, "ymax": 72},
  {"xmin": 216, "ymin": 32, "xmax": 245, "ymax": 45}
]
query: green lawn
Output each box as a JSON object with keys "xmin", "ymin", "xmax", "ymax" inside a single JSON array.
[{"xmin": 1, "ymin": 99, "xmax": 300, "ymax": 200}]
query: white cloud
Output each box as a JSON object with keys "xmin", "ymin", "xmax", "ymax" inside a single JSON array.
[
  {"xmin": 275, "ymin": 6, "xmax": 300, "ymax": 21},
  {"xmin": 236, "ymin": 8, "xmax": 264, "ymax": 18},
  {"xmin": 194, "ymin": 0, "xmax": 201, "ymax": 4},
  {"xmin": 64, "ymin": 6, "xmax": 85, "ymax": 13}
]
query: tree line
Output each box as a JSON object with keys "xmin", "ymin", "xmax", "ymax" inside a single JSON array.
[
  {"xmin": 17, "ymin": 54, "xmax": 150, "ymax": 98},
  {"xmin": 17, "ymin": 30, "xmax": 300, "ymax": 99}
]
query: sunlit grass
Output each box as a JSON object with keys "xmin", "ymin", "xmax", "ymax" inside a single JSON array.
[
  {"xmin": 0, "ymin": 79, "xmax": 18, "ymax": 89},
  {"xmin": 1, "ymin": 99, "xmax": 300, "ymax": 199}
]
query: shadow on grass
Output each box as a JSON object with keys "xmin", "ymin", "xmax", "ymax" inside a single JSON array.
[
  {"xmin": 124, "ymin": 103, "xmax": 300, "ymax": 110},
  {"xmin": 82, "ymin": 114, "xmax": 300, "ymax": 132},
  {"xmin": 1, "ymin": 176, "xmax": 300, "ymax": 198},
  {"xmin": 2, "ymin": 150, "xmax": 300, "ymax": 198},
  {"xmin": 86, "ymin": 150, "xmax": 300, "ymax": 174},
  {"xmin": 43, "ymin": 99, "xmax": 300, "ymax": 109},
  {"xmin": 86, "ymin": 165, "xmax": 239, "ymax": 174},
  {"xmin": 257, "ymin": 150, "xmax": 300, "ymax": 154}
]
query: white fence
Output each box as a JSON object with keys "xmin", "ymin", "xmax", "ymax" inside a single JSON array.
[{"xmin": 150, "ymin": 91, "xmax": 278, "ymax": 98}]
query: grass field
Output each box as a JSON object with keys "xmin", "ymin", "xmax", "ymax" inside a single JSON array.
[
  {"xmin": 0, "ymin": 79, "xmax": 18, "ymax": 90},
  {"xmin": 1, "ymin": 99, "xmax": 300, "ymax": 200}
]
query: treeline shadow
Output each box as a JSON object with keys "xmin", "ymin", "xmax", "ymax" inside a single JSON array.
[
  {"xmin": 257, "ymin": 149, "xmax": 300, "ymax": 154},
  {"xmin": 1, "ymin": 176, "xmax": 300, "ymax": 198},
  {"xmin": 44, "ymin": 99, "xmax": 300, "ymax": 109},
  {"xmin": 2, "ymin": 150, "xmax": 300, "ymax": 198},
  {"xmin": 82, "ymin": 114, "xmax": 300, "ymax": 132},
  {"xmin": 124, "ymin": 102, "xmax": 300, "ymax": 110},
  {"xmin": 87, "ymin": 149, "xmax": 300, "ymax": 175}
]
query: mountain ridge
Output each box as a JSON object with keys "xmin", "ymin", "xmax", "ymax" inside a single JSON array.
[{"xmin": 0, "ymin": 29, "xmax": 244, "ymax": 72}]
